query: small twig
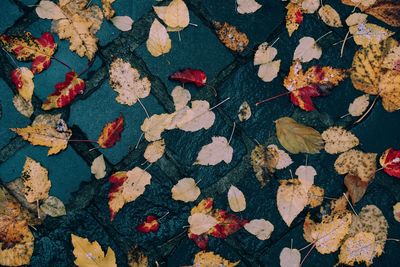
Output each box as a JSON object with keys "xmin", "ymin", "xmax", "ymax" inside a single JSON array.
[
  {"xmin": 340, "ymin": 113, "xmax": 351, "ymax": 119},
  {"xmin": 137, "ymin": 98, "xmax": 150, "ymax": 118},
  {"xmin": 387, "ymin": 238, "xmax": 400, "ymax": 242},
  {"xmin": 68, "ymin": 139, "xmax": 98, "ymax": 143},
  {"xmin": 89, "ymin": 146, "xmax": 100, "ymax": 152},
  {"xmin": 135, "ymin": 133, "xmax": 144, "ymax": 149},
  {"xmin": 300, "ymin": 243, "xmax": 316, "ymax": 266},
  {"xmin": 333, "ymin": 35, "xmax": 354, "ymax": 46},
  {"xmin": 195, "ymin": 178, "xmax": 202, "ymax": 186},
  {"xmin": 228, "ymin": 122, "xmax": 236, "ymax": 144},
  {"xmin": 289, "ymin": 169, "xmax": 294, "ymax": 179},
  {"xmin": 158, "ymin": 211, "xmax": 170, "ymax": 221},
  {"xmin": 290, "ymin": 239, "xmax": 293, "ymax": 250},
  {"xmin": 209, "ymin": 97, "xmax": 230, "ymax": 111},
  {"xmin": 270, "ymin": 37, "xmax": 280, "ymax": 47},
  {"xmin": 144, "ymin": 163, "xmax": 152, "ymax": 171},
  {"xmin": 340, "ymin": 30, "xmax": 350, "ymax": 58},
  {"xmin": 343, "ymin": 192, "xmax": 358, "ymax": 216},
  {"xmin": 205, "ymin": 84, "xmax": 218, "ymax": 96},
  {"xmin": 178, "ymin": 31, "xmax": 181, "ymax": 42}
]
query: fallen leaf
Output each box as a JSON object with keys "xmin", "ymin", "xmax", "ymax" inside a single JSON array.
[
  {"xmin": 108, "ymin": 167, "xmax": 151, "ymax": 220},
  {"xmin": 348, "ymin": 94, "xmax": 370, "ymax": 116},
  {"xmin": 195, "ymin": 136, "xmax": 233, "ymax": 165},
  {"xmin": 285, "ymin": 2, "xmax": 303, "ymax": 37},
  {"xmin": 318, "ymin": 5, "xmax": 342, "ymax": 27},
  {"xmin": 238, "ymin": 101, "xmax": 251, "ymax": 122},
  {"xmin": 171, "ymin": 86, "xmax": 191, "ymax": 110},
  {"xmin": 169, "ymin": 69, "xmax": 207, "ymax": 87},
  {"xmin": 40, "ymin": 196, "xmax": 66, "ymax": 217},
  {"xmin": 111, "ymin": 16, "xmax": 134, "ymax": 31},
  {"xmin": 91, "ymin": 154, "xmax": 106, "ymax": 179},
  {"xmin": 13, "ymin": 94, "xmax": 34, "ymax": 118},
  {"xmin": 144, "ymin": 139, "xmax": 165, "ymax": 163},
  {"xmin": 146, "ymin": 19, "xmax": 172, "ymax": 57},
  {"xmin": 42, "ymin": 71, "xmax": 85, "ymax": 110},
  {"xmin": 345, "ymin": 13, "xmax": 368, "ymax": 27},
  {"xmin": 171, "ymin": 178, "xmax": 200, "ymax": 202},
  {"xmin": 322, "ymin": 126, "xmax": 359, "ymax": 154},
  {"xmin": 393, "ymin": 202, "xmax": 400, "ymax": 222},
  {"xmin": 301, "ymin": 0, "xmax": 320, "ymax": 13},
  {"xmin": 141, "ymin": 113, "xmax": 174, "ymax": 141},
  {"xmin": 344, "ymin": 174, "xmax": 368, "ymax": 204},
  {"xmin": 102, "ymin": 0, "xmax": 115, "ymax": 19},
  {"xmin": 307, "ymin": 185, "xmax": 324, "ymax": 208},
  {"xmin": 213, "ymin": 21, "xmax": 249, "ymax": 52},
  {"xmin": 127, "ymin": 247, "xmax": 148, "ymax": 267},
  {"xmin": 293, "ymin": 36, "xmax": 322, "ymax": 63},
  {"xmin": 295, "ymin": 165, "xmax": 317, "ymax": 190},
  {"xmin": 11, "ymin": 67, "xmax": 34, "ymax": 102},
  {"xmin": 244, "ymin": 219, "xmax": 274, "ymax": 240},
  {"xmin": 334, "ymin": 149, "xmax": 377, "ymax": 182},
  {"xmin": 364, "ymin": 1, "xmax": 400, "ymax": 27},
  {"xmin": 154, "ymin": 0, "xmax": 189, "ymax": 31},
  {"xmin": 227, "ymin": 185, "xmax": 246, "ymax": 212},
  {"xmin": 36, "ymin": 0, "xmax": 66, "ymax": 20},
  {"xmin": 109, "ymin": 58, "xmax": 151, "ymax": 106},
  {"xmin": 188, "ymin": 213, "xmax": 218, "ymax": 235},
  {"xmin": 338, "ymin": 232, "xmax": 376, "ymax": 266},
  {"xmin": 136, "ymin": 215, "xmax": 159, "ymax": 233},
  {"xmin": 275, "ymin": 117, "xmax": 324, "ymax": 154},
  {"xmin": 71, "ymin": 234, "xmax": 116, "ymax": 267},
  {"xmin": 12, "ymin": 114, "xmax": 72, "ymax": 155},
  {"xmin": 350, "ymin": 23, "xmax": 394, "ymax": 47},
  {"xmin": 379, "ymin": 148, "xmax": 400, "ymax": 178},
  {"xmin": 280, "ymin": 247, "xmax": 301, "ymax": 267},
  {"xmin": 236, "ymin": 0, "xmax": 262, "ymax": 14},
  {"xmin": 383, "ymin": 45, "xmax": 400, "ymax": 71},
  {"xmin": 193, "ymin": 251, "xmax": 239, "ymax": 267},
  {"xmin": 98, "ymin": 115, "xmax": 124, "ymax": 149},
  {"xmin": 341, "ymin": 0, "xmax": 377, "ymax": 10},
  {"xmin": 0, "ymin": 32, "xmax": 57, "ymax": 74},
  {"xmin": 254, "ymin": 42, "xmax": 281, "ymax": 82},
  {"xmin": 20, "ymin": 157, "xmax": 51, "ymax": 203}
]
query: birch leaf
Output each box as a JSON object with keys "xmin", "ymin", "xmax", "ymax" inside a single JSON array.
[
  {"xmin": 36, "ymin": 0, "xmax": 66, "ymax": 20},
  {"xmin": 144, "ymin": 139, "xmax": 165, "ymax": 163},
  {"xmin": 227, "ymin": 185, "xmax": 246, "ymax": 212},
  {"xmin": 146, "ymin": 19, "xmax": 171, "ymax": 57},
  {"xmin": 171, "ymin": 178, "xmax": 200, "ymax": 202},
  {"xmin": 293, "ymin": 37, "xmax": 322, "ymax": 63},
  {"xmin": 254, "ymin": 42, "xmax": 281, "ymax": 82},
  {"xmin": 236, "ymin": 0, "xmax": 262, "ymax": 14},
  {"xmin": 195, "ymin": 137, "xmax": 233, "ymax": 166},
  {"xmin": 188, "ymin": 213, "xmax": 218, "ymax": 235},
  {"xmin": 280, "ymin": 247, "xmax": 301, "ymax": 267},
  {"xmin": 154, "ymin": 0, "xmax": 189, "ymax": 31},
  {"xmin": 20, "ymin": 157, "xmax": 51, "ymax": 203},
  {"xmin": 244, "ymin": 219, "xmax": 274, "ymax": 240},
  {"xmin": 321, "ymin": 127, "xmax": 359, "ymax": 154},
  {"xmin": 91, "ymin": 154, "xmax": 106, "ymax": 179},
  {"xmin": 318, "ymin": 5, "xmax": 342, "ymax": 27},
  {"xmin": 348, "ymin": 94, "xmax": 370, "ymax": 116},
  {"xmin": 334, "ymin": 149, "xmax": 377, "ymax": 182},
  {"xmin": 338, "ymin": 232, "xmax": 376, "ymax": 266},
  {"xmin": 111, "ymin": 16, "xmax": 134, "ymax": 31}
]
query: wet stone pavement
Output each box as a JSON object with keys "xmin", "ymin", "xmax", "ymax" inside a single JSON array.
[{"xmin": 0, "ymin": 0, "xmax": 400, "ymax": 266}]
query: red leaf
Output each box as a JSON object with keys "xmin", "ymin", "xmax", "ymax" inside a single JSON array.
[
  {"xmin": 41, "ymin": 71, "xmax": 85, "ymax": 110},
  {"xmin": 108, "ymin": 171, "xmax": 128, "ymax": 220},
  {"xmin": 169, "ymin": 69, "xmax": 207, "ymax": 87},
  {"xmin": 98, "ymin": 115, "xmax": 125, "ymax": 148},
  {"xmin": 136, "ymin": 216, "xmax": 160, "ymax": 233},
  {"xmin": 188, "ymin": 233, "xmax": 209, "ymax": 250},
  {"xmin": 290, "ymin": 86, "xmax": 321, "ymax": 111},
  {"xmin": 380, "ymin": 148, "xmax": 400, "ymax": 178},
  {"xmin": 0, "ymin": 32, "xmax": 57, "ymax": 74}
]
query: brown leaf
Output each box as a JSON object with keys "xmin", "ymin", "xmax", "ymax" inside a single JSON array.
[
  {"xmin": 344, "ymin": 174, "xmax": 368, "ymax": 204},
  {"xmin": 366, "ymin": 1, "xmax": 400, "ymax": 27},
  {"xmin": 213, "ymin": 21, "xmax": 249, "ymax": 52}
]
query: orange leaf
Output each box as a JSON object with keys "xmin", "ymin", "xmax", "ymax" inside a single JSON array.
[{"xmin": 98, "ymin": 115, "xmax": 124, "ymax": 149}]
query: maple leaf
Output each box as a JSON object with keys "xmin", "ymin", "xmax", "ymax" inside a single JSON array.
[
  {"xmin": 136, "ymin": 216, "xmax": 159, "ymax": 233},
  {"xmin": 71, "ymin": 234, "xmax": 116, "ymax": 267},
  {"xmin": 193, "ymin": 251, "xmax": 239, "ymax": 267},
  {"xmin": 213, "ymin": 21, "xmax": 249, "ymax": 52},
  {"xmin": 227, "ymin": 185, "xmax": 246, "ymax": 212},
  {"xmin": 146, "ymin": 19, "xmax": 172, "ymax": 57},
  {"xmin": 108, "ymin": 167, "xmax": 151, "ymax": 220},
  {"xmin": 0, "ymin": 32, "xmax": 56, "ymax": 74},
  {"xmin": 334, "ymin": 149, "xmax": 377, "ymax": 182},
  {"xmin": 11, "ymin": 114, "xmax": 72, "ymax": 155},
  {"xmin": 169, "ymin": 69, "xmax": 207, "ymax": 87},
  {"xmin": 98, "ymin": 115, "xmax": 124, "ymax": 149},
  {"xmin": 11, "ymin": 67, "xmax": 34, "ymax": 102},
  {"xmin": 284, "ymin": 61, "xmax": 347, "ymax": 111},
  {"xmin": 171, "ymin": 177, "xmax": 200, "ymax": 202},
  {"xmin": 379, "ymin": 148, "xmax": 400, "ymax": 178},
  {"xmin": 321, "ymin": 126, "xmax": 359, "ymax": 154},
  {"xmin": 194, "ymin": 136, "xmax": 233, "ymax": 166},
  {"xmin": 42, "ymin": 71, "xmax": 85, "ymax": 110},
  {"xmin": 109, "ymin": 58, "xmax": 151, "ymax": 106},
  {"xmin": 244, "ymin": 219, "xmax": 274, "ymax": 240},
  {"xmin": 20, "ymin": 157, "xmax": 51, "ymax": 203}
]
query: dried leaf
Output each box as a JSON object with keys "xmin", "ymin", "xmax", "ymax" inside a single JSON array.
[
  {"xmin": 91, "ymin": 154, "xmax": 106, "ymax": 179},
  {"xmin": 40, "ymin": 196, "xmax": 66, "ymax": 217},
  {"xmin": 318, "ymin": 5, "xmax": 342, "ymax": 27},
  {"xmin": 339, "ymin": 232, "xmax": 376, "ymax": 266},
  {"xmin": 301, "ymin": 0, "xmax": 320, "ymax": 13},
  {"xmin": 350, "ymin": 23, "xmax": 394, "ymax": 47},
  {"xmin": 296, "ymin": 165, "xmax": 317, "ymax": 190},
  {"xmin": 227, "ymin": 185, "xmax": 246, "ymax": 212},
  {"xmin": 188, "ymin": 213, "xmax": 218, "ymax": 235},
  {"xmin": 195, "ymin": 136, "xmax": 233, "ymax": 165},
  {"xmin": 238, "ymin": 101, "xmax": 251, "ymax": 122},
  {"xmin": 346, "ymin": 13, "xmax": 368, "ymax": 27},
  {"xmin": 102, "ymin": 0, "xmax": 115, "ymax": 19},
  {"xmin": 244, "ymin": 219, "xmax": 274, "ymax": 240},
  {"xmin": 127, "ymin": 247, "xmax": 148, "ymax": 267},
  {"xmin": 254, "ymin": 42, "xmax": 281, "ymax": 82},
  {"xmin": 171, "ymin": 178, "xmax": 200, "ymax": 202},
  {"xmin": 280, "ymin": 247, "xmax": 301, "ymax": 267},
  {"xmin": 393, "ymin": 202, "xmax": 400, "ymax": 222},
  {"xmin": 382, "ymin": 44, "xmax": 400, "ymax": 71},
  {"xmin": 169, "ymin": 69, "xmax": 207, "ymax": 87},
  {"xmin": 341, "ymin": 0, "xmax": 377, "ymax": 10},
  {"xmin": 193, "ymin": 251, "xmax": 239, "ymax": 267},
  {"xmin": 11, "ymin": 67, "xmax": 34, "ymax": 102},
  {"xmin": 108, "ymin": 167, "xmax": 151, "ymax": 220},
  {"xmin": 136, "ymin": 215, "xmax": 159, "ymax": 233},
  {"xmin": 141, "ymin": 113, "xmax": 174, "ymax": 142},
  {"xmin": 36, "ymin": 0, "xmax": 66, "ymax": 20},
  {"xmin": 213, "ymin": 21, "xmax": 249, "ymax": 52},
  {"xmin": 98, "ymin": 115, "xmax": 124, "ymax": 149},
  {"xmin": 275, "ymin": 117, "xmax": 324, "ymax": 154},
  {"xmin": 365, "ymin": 1, "xmax": 400, "ymax": 27},
  {"xmin": 13, "ymin": 94, "xmax": 34, "ymax": 118},
  {"xmin": 171, "ymin": 86, "xmax": 191, "ymax": 110},
  {"xmin": 307, "ymin": 185, "xmax": 324, "ymax": 208},
  {"xmin": 154, "ymin": 0, "xmax": 189, "ymax": 31},
  {"xmin": 236, "ymin": 0, "xmax": 262, "ymax": 14},
  {"xmin": 71, "ymin": 234, "xmax": 116, "ymax": 267},
  {"xmin": 379, "ymin": 148, "xmax": 400, "ymax": 178},
  {"xmin": 334, "ymin": 149, "xmax": 377, "ymax": 182},
  {"xmin": 321, "ymin": 126, "xmax": 359, "ymax": 154},
  {"xmin": 144, "ymin": 139, "xmax": 165, "ymax": 163},
  {"xmin": 293, "ymin": 36, "xmax": 322, "ymax": 63},
  {"xmin": 348, "ymin": 94, "xmax": 370, "ymax": 116},
  {"xmin": 20, "ymin": 157, "xmax": 51, "ymax": 203},
  {"xmin": 146, "ymin": 19, "xmax": 172, "ymax": 57},
  {"xmin": 286, "ymin": 2, "xmax": 303, "ymax": 37},
  {"xmin": 111, "ymin": 16, "xmax": 134, "ymax": 31},
  {"xmin": 344, "ymin": 174, "xmax": 368, "ymax": 204}
]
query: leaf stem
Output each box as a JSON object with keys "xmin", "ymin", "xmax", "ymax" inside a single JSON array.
[
  {"xmin": 228, "ymin": 122, "xmax": 236, "ymax": 144},
  {"xmin": 354, "ymin": 94, "xmax": 379, "ymax": 124},
  {"xmin": 315, "ymin": 31, "xmax": 332, "ymax": 43},
  {"xmin": 78, "ymin": 59, "xmax": 95, "ymax": 76},
  {"xmin": 68, "ymin": 139, "xmax": 99, "ymax": 143},
  {"xmin": 52, "ymin": 56, "xmax": 73, "ymax": 70},
  {"xmin": 300, "ymin": 243, "xmax": 316, "ymax": 266},
  {"xmin": 340, "ymin": 30, "xmax": 350, "ymax": 58},
  {"xmin": 343, "ymin": 192, "xmax": 358, "ymax": 216},
  {"xmin": 209, "ymin": 97, "xmax": 230, "ymax": 111},
  {"xmin": 255, "ymin": 91, "xmax": 291, "ymax": 106}
]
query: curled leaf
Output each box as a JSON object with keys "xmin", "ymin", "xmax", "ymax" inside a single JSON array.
[
  {"xmin": 193, "ymin": 251, "xmax": 239, "ymax": 267},
  {"xmin": 348, "ymin": 94, "xmax": 370, "ymax": 116},
  {"xmin": 238, "ymin": 101, "xmax": 251, "ymax": 122},
  {"xmin": 11, "ymin": 67, "xmax": 34, "ymax": 102},
  {"xmin": 136, "ymin": 216, "xmax": 159, "ymax": 233}
]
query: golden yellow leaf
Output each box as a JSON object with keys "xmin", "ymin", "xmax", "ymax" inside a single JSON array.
[
  {"xmin": 71, "ymin": 234, "xmax": 117, "ymax": 267},
  {"xmin": 102, "ymin": 0, "xmax": 115, "ymax": 20},
  {"xmin": 11, "ymin": 114, "xmax": 72, "ymax": 155},
  {"xmin": 144, "ymin": 139, "xmax": 165, "ymax": 163},
  {"xmin": 275, "ymin": 117, "xmax": 324, "ymax": 154},
  {"xmin": 307, "ymin": 185, "xmax": 324, "ymax": 208},
  {"xmin": 393, "ymin": 202, "xmax": 400, "ymax": 222},
  {"xmin": 382, "ymin": 45, "xmax": 400, "ymax": 70},
  {"xmin": 318, "ymin": 5, "xmax": 342, "ymax": 27},
  {"xmin": 334, "ymin": 149, "xmax": 377, "ymax": 182},
  {"xmin": 20, "ymin": 157, "xmax": 51, "ymax": 203},
  {"xmin": 36, "ymin": 0, "xmax": 66, "ymax": 20},
  {"xmin": 227, "ymin": 185, "xmax": 246, "ymax": 212},
  {"xmin": 146, "ymin": 19, "xmax": 172, "ymax": 57},
  {"xmin": 195, "ymin": 136, "xmax": 233, "ymax": 166},
  {"xmin": 244, "ymin": 219, "xmax": 274, "ymax": 240},
  {"xmin": 171, "ymin": 178, "xmax": 200, "ymax": 202},
  {"xmin": 339, "ymin": 232, "xmax": 376, "ymax": 266},
  {"xmin": 321, "ymin": 126, "xmax": 359, "ymax": 154},
  {"xmin": 193, "ymin": 251, "xmax": 239, "ymax": 267},
  {"xmin": 341, "ymin": 0, "xmax": 377, "ymax": 10},
  {"xmin": 109, "ymin": 58, "xmax": 151, "ymax": 106},
  {"xmin": 350, "ymin": 23, "xmax": 394, "ymax": 47},
  {"xmin": 165, "ymin": 0, "xmax": 189, "ymax": 29},
  {"xmin": 285, "ymin": 2, "xmax": 302, "ymax": 37}
]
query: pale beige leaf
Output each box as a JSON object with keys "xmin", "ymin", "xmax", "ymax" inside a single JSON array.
[
  {"xmin": 346, "ymin": 13, "xmax": 368, "ymax": 27},
  {"xmin": 21, "ymin": 157, "xmax": 51, "ymax": 203},
  {"xmin": 144, "ymin": 139, "xmax": 165, "ymax": 163},
  {"xmin": 322, "ymin": 126, "xmax": 359, "ymax": 154},
  {"xmin": 174, "ymin": 100, "xmax": 216, "ymax": 132},
  {"xmin": 188, "ymin": 213, "xmax": 218, "ymax": 235},
  {"xmin": 40, "ymin": 196, "xmax": 66, "ymax": 217},
  {"xmin": 13, "ymin": 94, "xmax": 33, "ymax": 118},
  {"xmin": 254, "ymin": 42, "xmax": 277, "ymax": 65},
  {"xmin": 295, "ymin": 165, "xmax": 316, "ymax": 191},
  {"xmin": 91, "ymin": 154, "xmax": 106, "ymax": 179},
  {"xmin": 171, "ymin": 86, "xmax": 191, "ymax": 110},
  {"xmin": 348, "ymin": 94, "xmax": 370, "ymax": 116},
  {"xmin": 36, "ymin": 0, "xmax": 66, "ymax": 20},
  {"xmin": 258, "ymin": 60, "xmax": 281, "ymax": 82},
  {"xmin": 227, "ymin": 185, "xmax": 246, "ymax": 212},
  {"xmin": 280, "ymin": 247, "xmax": 301, "ymax": 267},
  {"xmin": 293, "ymin": 37, "xmax": 322, "ymax": 63},
  {"xmin": 339, "ymin": 232, "xmax": 376, "ymax": 266},
  {"xmin": 236, "ymin": 0, "xmax": 262, "ymax": 14},
  {"xmin": 301, "ymin": 0, "xmax": 320, "ymax": 13},
  {"xmin": 171, "ymin": 178, "xmax": 200, "ymax": 202},
  {"xmin": 318, "ymin": 5, "xmax": 342, "ymax": 27},
  {"xmin": 268, "ymin": 144, "xmax": 293, "ymax": 170},
  {"xmin": 195, "ymin": 136, "xmax": 233, "ymax": 165},
  {"xmin": 141, "ymin": 113, "xmax": 174, "ymax": 142},
  {"xmin": 111, "ymin": 16, "xmax": 134, "ymax": 31},
  {"xmin": 238, "ymin": 101, "xmax": 251, "ymax": 122},
  {"xmin": 393, "ymin": 202, "xmax": 400, "ymax": 222},
  {"xmin": 164, "ymin": 0, "xmax": 189, "ymax": 29},
  {"xmin": 244, "ymin": 219, "xmax": 274, "ymax": 240},
  {"xmin": 146, "ymin": 19, "xmax": 171, "ymax": 57}
]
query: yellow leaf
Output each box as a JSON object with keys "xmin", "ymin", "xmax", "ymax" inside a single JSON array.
[
  {"xmin": 188, "ymin": 213, "xmax": 218, "ymax": 235},
  {"xmin": 244, "ymin": 219, "xmax": 274, "ymax": 240},
  {"xmin": 20, "ymin": 157, "xmax": 51, "ymax": 203},
  {"xmin": 109, "ymin": 58, "xmax": 151, "ymax": 106},
  {"xmin": 236, "ymin": 0, "xmax": 262, "ymax": 14},
  {"xmin": 171, "ymin": 178, "xmax": 200, "ymax": 202},
  {"xmin": 71, "ymin": 234, "xmax": 116, "ymax": 267},
  {"xmin": 144, "ymin": 139, "xmax": 165, "ymax": 163},
  {"xmin": 193, "ymin": 251, "xmax": 239, "ymax": 267},
  {"xmin": 307, "ymin": 185, "xmax": 324, "ymax": 208},
  {"xmin": 102, "ymin": 0, "xmax": 115, "ymax": 20},
  {"xmin": 393, "ymin": 202, "xmax": 400, "ymax": 222},
  {"xmin": 318, "ymin": 5, "xmax": 342, "ymax": 27},
  {"xmin": 146, "ymin": 19, "xmax": 172, "ymax": 57},
  {"xmin": 285, "ymin": 2, "xmax": 302, "ymax": 37},
  {"xmin": 275, "ymin": 117, "xmax": 324, "ymax": 154},
  {"xmin": 339, "ymin": 232, "xmax": 376, "ymax": 266},
  {"xmin": 321, "ymin": 126, "xmax": 359, "ymax": 154},
  {"xmin": 91, "ymin": 155, "xmax": 106, "ymax": 179},
  {"xmin": 293, "ymin": 36, "xmax": 322, "ymax": 63},
  {"xmin": 350, "ymin": 23, "xmax": 394, "ymax": 47},
  {"xmin": 279, "ymin": 247, "xmax": 301, "ymax": 267},
  {"xmin": 334, "ymin": 149, "xmax": 377, "ymax": 182},
  {"xmin": 227, "ymin": 185, "xmax": 246, "ymax": 212},
  {"xmin": 13, "ymin": 94, "xmax": 34, "ymax": 118},
  {"xmin": 11, "ymin": 114, "xmax": 72, "ymax": 155},
  {"xmin": 194, "ymin": 136, "xmax": 233, "ymax": 165}
]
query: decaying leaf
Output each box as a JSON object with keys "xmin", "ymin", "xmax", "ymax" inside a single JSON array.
[
  {"xmin": 254, "ymin": 42, "xmax": 281, "ymax": 82},
  {"xmin": 20, "ymin": 157, "xmax": 51, "ymax": 203},
  {"xmin": 127, "ymin": 246, "xmax": 148, "ymax": 267},
  {"xmin": 350, "ymin": 22, "xmax": 394, "ymax": 48},
  {"xmin": 40, "ymin": 196, "xmax": 66, "ymax": 217},
  {"xmin": 11, "ymin": 67, "xmax": 34, "ymax": 102},
  {"xmin": 393, "ymin": 202, "xmax": 400, "ymax": 222},
  {"xmin": 334, "ymin": 149, "xmax": 377, "ymax": 182},
  {"xmin": 338, "ymin": 232, "xmax": 376, "ymax": 266},
  {"xmin": 318, "ymin": 5, "xmax": 342, "ymax": 27},
  {"xmin": 213, "ymin": 21, "xmax": 249, "ymax": 52},
  {"xmin": 108, "ymin": 167, "xmax": 152, "ymax": 220},
  {"xmin": 0, "ymin": 32, "xmax": 57, "ymax": 74},
  {"xmin": 188, "ymin": 213, "xmax": 218, "ymax": 235},
  {"xmin": 321, "ymin": 126, "xmax": 359, "ymax": 154},
  {"xmin": 238, "ymin": 101, "xmax": 251, "ymax": 122},
  {"xmin": 302, "ymin": 0, "xmax": 320, "ymax": 13},
  {"xmin": 236, "ymin": 0, "xmax": 262, "ymax": 14},
  {"xmin": 109, "ymin": 58, "xmax": 151, "ymax": 106},
  {"xmin": 12, "ymin": 114, "xmax": 72, "ymax": 155},
  {"xmin": 98, "ymin": 115, "xmax": 124, "ymax": 149},
  {"xmin": 227, "ymin": 185, "xmax": 246, "ymax": 212},
  {"xmin": 153, "ymin": 0, "xmax": 190, "ymax": 31},
  {"xmin": 344, "ymin": 174, "xmax": 368, "ymax": 204},
  {"xmin": 111, "ymin": 16, "xmax": 134, "ymax": 31},
  {"xmin": 91, "ymin": 154, "xmax": 106, "ymax": 179},
  {"xmin": 193, "ymin": 251, "xmax": 239, "ymax": 267},
  {"xmin": 195, "ymin": 137, "xmax": 233, "ymax": 166},
  {"xmin": 275, "ymin": 117, "xmax": 324, "ymax": 154},
  {"xmin": 348, "ymin": 94, "xmax": 370, "ymax": 116},
  {"xmin": 136, "ymin": 215, "xmax": 159, "ymax": 233},
  {"xmin": 13, "ymin": 94, "xmax": 34, "ymax": 118},
  {"xmin": 102, "ymin": 0, "xmax": 115, "ymax": 19},
  {"xmin": 280, "ymin": 247, "xmax": 301, "ymax": 267},
  {"xmin": 293, "ymin": 36, "xmax": 322, "ymax": 63},
  {"xmin": 285, "ymin": 2, "xmax": 303, "ymax": 37},
  {"xmin": 146, "ymin": 19, "xmax": 172, "ymax": 57},
  {"xmin": 307, "ymin": 185, "xmax": 324, "ymax": 208},
  {"xmin": 244, "ymin": 219, "xmax": 274, "ymax": 240},
  {"xmin": 71, "ymin": 234, "xmax": 116, "ymax": 267},
  {"xmin": 379, "ymin": 148, "xmax": 400, "ymax": 178},
  {"xmin": 42, "ymin": 71, "xmax": 85, "ymax": 110},
  {"xmin": 144, "ymin": 139, "xmax": 165, "ymax": 163},
  {"xmin": 171, "ymin": 178, "xmax": 200, "ymax": 202}
]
